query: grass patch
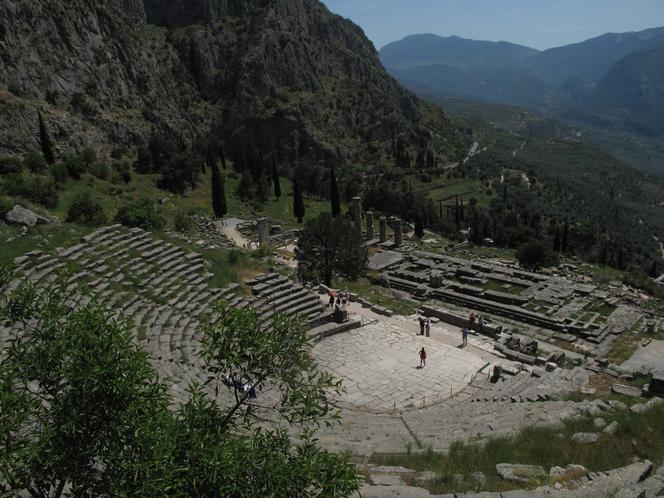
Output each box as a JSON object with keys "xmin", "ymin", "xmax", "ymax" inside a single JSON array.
[
  {"xmin": 605, "ymin": 318, "xmax": 646, "ymax": 365},
  {"xmin": 201, "ymin": 246, "xmax": 273, "ymax": 289},
  {"xmin": 0, "ymin": 222, "xmax": 92, "ymax": 267},
  {"xmin": 370, "ymin": 403, "xmax": 664, "ymax": 494},
  {"xmin": 333, "ymin": 277, "xmax": 419, "ymax": 316},
  {"xmin": 482, "ymin": 278, "xmax": 527, "ymax": 295},
  {"xmin": 596, "ymin": 303, "xmax": 617, "ymax": 318}
]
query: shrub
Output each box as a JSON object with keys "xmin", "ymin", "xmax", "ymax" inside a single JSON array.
[
  {"xmin": 23, "ymin": 151, "xmax": 47, "ymax": 173},
  {"xmin": 89, "ymin": 161, "xmax": 110, "ymax": 181},
  {"xmin": 80, "ymin": 147, "xmax": 97, "ymax": 166},
  {"xmin": 66, "ymin": 193, "xmax": 107, "ymax": 226},
  {"xmin": 172, "ymin": 210, "xmax": 193, "ymax": 233},
  {"xmin": 30, "ymin": 176, "xmax": 59, "ymax": 209},
  {"xmin": 63, "ymin": 154, "xmax": 87, "ymax": 180},
  {"xmin": 51, "ymin": 163, "xmax": 69, "ymax": 183},
  {"xmin": 0, "ymin": 156, "xmax": 23, "ymax": 175},
  {"xmin": 114, "ymin": 199, "xmax": 164, "ymax": 230},
  {"xmin": 227, "ymin": 249, "xmax": 242, "ymax": 265},
  {"xmin": 2, "ymin": 174, "xmax": 59, "ymax": 209},
  {"xmin": 110, "ymin": 146, "xmax": 129, "ymax": 160},
  {"xmin": 516, "ymin": 240, "xmax": 557, "ymax": 270},
  {"xmin": 0, "ymin": 196, "xmax": 13, "ymax": 217},
  {"xmin": 113, "ymin": 161, "xmax": 131, "ymax": 183}
]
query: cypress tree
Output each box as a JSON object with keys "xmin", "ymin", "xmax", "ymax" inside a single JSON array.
[
  {"xmin": 237, "ymin": 170, "xmax": 253, "ymax": 200},
  {"xmin": 330, "ymin": 164, "xmax": 341, "ymax": 218},
  {"xmin": 562, "ymin": 219, "xmax": 569, "ymax": 253},
  {"xmin": 38, "ymin": 111, "xmax": 55, "ymax": 165},
  {"xmin": 293, "ymin": 178, "xmax": 305, "ymax": 223},
  {"xmin": 211, "ymin": 158, "xmax": 227, "ymax": 218},
  {"xmin": 220, "ymin": 144, "xmax": 227, "ymax": 169},
  {"xmin": 272, "ymin": 158, "xmax": 281, "ymax": 199},
  {"xmin": 553, "ymin": 226, "xmax": 561, "ymax": 252},
  {"xmin": 503, "ymin": 182, "xmax": 508, "ymax": 206},
  {"xmin": 454, "ymin": 196, "xmax": 460, "ymax": 227},
  {"xmin": 650, "ymin": 260, "xmax": 659, "ymax": 278},
  {"xmin": 460, "ymin": 198, "xmax": 465, "ymax": 222},
  {"xmin": 414, "ymin": 216, "xmax": 424, "ymax": 239}
]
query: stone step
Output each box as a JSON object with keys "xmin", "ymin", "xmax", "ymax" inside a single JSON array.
[{"xmin": 308, "ymin": 319, "xmax": 361, "ymax": 343}]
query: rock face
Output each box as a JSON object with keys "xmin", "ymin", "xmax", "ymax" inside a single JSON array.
[{"xmin": 0, "ymin": 0, "xmax": 465, "ymax": 167}]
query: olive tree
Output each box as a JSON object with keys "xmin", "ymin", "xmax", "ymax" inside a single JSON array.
[{"xmin": 0, "ymin": 270, "xmax": 359, "ymax": 497}]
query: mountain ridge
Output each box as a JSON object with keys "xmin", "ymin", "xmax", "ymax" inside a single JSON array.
[{"xmin": 0, "ymin": 0, "xmax": 466, "ymax": 167}]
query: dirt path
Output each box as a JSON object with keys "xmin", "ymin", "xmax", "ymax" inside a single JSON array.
[{"xmin": 215, "ymin": 217, "xmax": 254, "ymax": 249}]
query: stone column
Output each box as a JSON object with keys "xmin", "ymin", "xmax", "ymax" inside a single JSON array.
[
  {"xmin": 394, "ymin": 218, "xmax": 403, "ymax": 247},
  {"xmin": 257, "ymin": 218, "xmax": 270, "ymax": 247},
  {"xmin": 352, "ymin": 197, "xmax": 362, "ymax": 229},
  {"xmin": 379, "ymin": 217, "xmax": 387, "ymax": 243},
  {"xmin": 366, "ymin": 211, "xmax": 374, "ymax": 239}
]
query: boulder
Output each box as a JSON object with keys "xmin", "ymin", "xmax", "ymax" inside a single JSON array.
[
  {"xmin": 594, "ymin": 417, "xmax": 607, "ymax": 429},
  {"xmin": 496, "ymin": 463, "xmax": 546, "ymax": 483},
  {"xmin": 572, "ymin": 432, "xmax": 599, "ymax": 444},
  {"xmin": 550, "ymin": 464, "xmax": 588, "ymax": 481},
  {"xmin": 612, "ymin": 383, "xmax": 643, "ymax": 398},
  {"xmin": 4, "ymin": 204, "xmax": 50, "ymax": 227},
  {"xmin": 604, "ymin": 421, "xmax": 619, "ymax": 435},
  {"xmin": 429, "ymin": 271, "xmax": 443, "ymax": 288},
  {"xmin": 608, "ymin": 400, "xmax": 627, "ymax": 410}
]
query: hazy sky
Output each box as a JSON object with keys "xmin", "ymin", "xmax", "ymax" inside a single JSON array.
[{"xmin": 320, "ymin": 0, "xmax": 664, "ymax": 51}]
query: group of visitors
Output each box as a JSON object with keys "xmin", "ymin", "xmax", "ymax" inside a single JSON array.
[
  {"xmin": 469, "ymin": 312, "xmax": 484, "ymax": 331},
  {"xmin": 328, "ymin": 290, "xmax": 350, "ymax": 310},
  {"xmin": 416, "ymin": 311, "xmax": 489, "ymax": 364},
  {"xmin": 417, "ymin": 315, "xmax": 431, "ymax": 337},
  {"xmin": 417, "ymin": 315, "xmax": 431, "ymax": 367}
]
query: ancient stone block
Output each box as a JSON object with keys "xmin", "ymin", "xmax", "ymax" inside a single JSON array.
[
  {"xmin": 571, "ymin": 432, "xmax": 599, "ymax": 443},
  {"xmin": 496, "ymin": 463, "xmax": 546, "ymax": 483}
]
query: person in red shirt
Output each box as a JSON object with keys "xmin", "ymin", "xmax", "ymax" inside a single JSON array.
[
  {"xmin": 469, "ymin": 312, "xmax": 476, "ymax": 328},
  {"xmin": 419, "ymin": 347, "xmax": 427, "ymax": 367}
]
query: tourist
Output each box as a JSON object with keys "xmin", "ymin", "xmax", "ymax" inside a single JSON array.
[
  {"xmin": 328, "ymin": 293, "xmax": 335, "ymax": 308},
  {"xmin": 344, "ymin": 289, "xmax": 350, "ymax": 303},
  {"xmin": 469, "ymin": 312, "xmax": 476, "ymax": 329},
  {"xmin": 419, "ymin": 347, "xmax": 427, "ymax": 367},
  {"xmin": 477, "ymin": 315, "xmax": 484, "ymax": 332},
  {"xmin": 418, "ymin": 316, "xmax": 425, "ymax": 336},
  {"xmin": 425, "ymin": 317, "xmax": 431, "ymax": 337},
  {"xmin": 462, "ymin": 327, "xmax": 468, "ymax": 346}
]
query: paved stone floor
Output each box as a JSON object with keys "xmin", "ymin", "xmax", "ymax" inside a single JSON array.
[
  {"xmin": 621, "ymin": 339, "xmax": 664, "ymax": 372},
  {"xmin": 312, "ymin": 321, "xmax": 488, "ymax": 412}
]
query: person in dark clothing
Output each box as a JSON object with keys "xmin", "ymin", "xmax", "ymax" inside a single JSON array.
[
  {"xmin": 419, "ymin": 348, "xmax": 427, "ymax": 367},
  {"xmin": 418, "ymin": 316, "xmax": 425, "ymax": 336}
]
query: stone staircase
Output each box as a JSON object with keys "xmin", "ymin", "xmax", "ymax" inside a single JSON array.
[
  {"xmin": 469, "ymin": 366, "xmax": 591, "ymax": 403},
  {"xmin": 245, "ymin": 272, "xmax": 361, "ymax": 338}
]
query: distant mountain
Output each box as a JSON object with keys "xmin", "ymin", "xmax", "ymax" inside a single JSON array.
[
  {"xmin": 393, "ymin": 64, "xmax": 549, "ymax": 108},
  {"xmin": 591, "ymin": 41, "xmax": 664, "ymax": 135},
  {"xmin": 380, "ymin": 34, "xmax": 538, "ymax": 71},
  {"xmin": 527, "ymin": 27, "xmax": 664, "ymax": 86},
  {"xmin": 380, "ymin": 27, "xmax": 664, "ymax": 137}
]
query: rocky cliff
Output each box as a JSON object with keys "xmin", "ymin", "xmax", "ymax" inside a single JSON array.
[{"xmin": 0, "ymin": 0, "xmax": 465, "ymax": 166}]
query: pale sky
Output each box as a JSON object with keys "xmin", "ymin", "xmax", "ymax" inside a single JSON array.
[{"xmin": 320, "ymin": 0, "xmax": 664, "ymax": 51}]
